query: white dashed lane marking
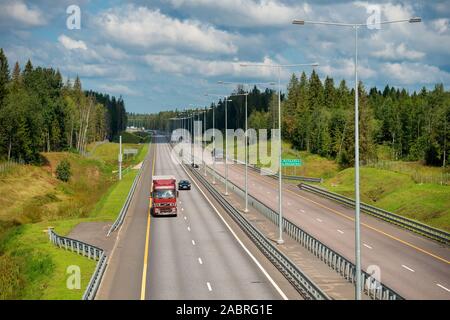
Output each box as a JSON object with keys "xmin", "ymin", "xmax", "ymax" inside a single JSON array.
[
  {"xmin": 337, "ymin": 229, "xmax": 344, "ymax": 234},
  {"xmin": 316, "ymin": 218, "xmax": 323, "ymax": 223},
  {"xmin": 187, "ymin": 226, "xmax": 191, "ymax": 232},
  {"xmin": 192, "ymin": 240, "xmax": 196, "ymax": 246},
  {"xmin": 437, "ymin": 284, "xmax": 450, "ymax": 292},
  {"xmin": 206, "ymin": 282, "xmax": 212, "ymax": 291},
  {"xmin": 363, "ymin": 243, "xmax": 373, "ymax": 249},
  {"xmin": 198, "ymin": 258, "xmax": 203, "ymax": 265},
  {"xmin": 402, "ymin": 265, "xmax": 415, "ymax": 272}
]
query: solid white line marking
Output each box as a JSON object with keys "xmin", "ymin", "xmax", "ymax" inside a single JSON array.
[
  {"xmin": 437, "ymin": 284, "xmax": 450, "ymax": 292},
  {"xmin": 363, "ymin": 243, "xmax": 373, "ymax": 249},
  {"xmin": 198, "ymin": 258, "xmax": 203, "ymax": 265},
  {"xmin": 175, "ymin": 149, "xmax": 288, "ymax": 300},
  {"xmin": 402, "ymin": 265, "xmax": 415, "ymax": 272},
  {"xmin": 187, "ymin": 226, "xmax": 191, "ymax": 232},
  {"xmin": 206, "ymin": 282, "xmax": 212, "ymax": 291},
  {"xmin": 316, "ymin": 218, "xmax": 323, "ymax": 223},
  {"xmin": 337, "ymin": 229, "xmax": 344, "ymax": 234},
  {"xmin": 192, "ymin": 240, "xmax": 196, "ymax": 246}
]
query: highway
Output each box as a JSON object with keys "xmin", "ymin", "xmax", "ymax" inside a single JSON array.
[
  {"xmin": 97, "ymin": 136, "xmax": 295, "ymax": 300},
  {"xmin": 212, "ymin": 161, "xmax": 450, "ymax": 299}
]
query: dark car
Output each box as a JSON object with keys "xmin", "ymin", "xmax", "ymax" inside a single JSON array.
[
  {"xmin": 178, "ymin": 180, "xmax": 191, "ymax": 190},
  {"xmin": 191, "ymin": 163, "xmax": 199, "ymax": 169}
]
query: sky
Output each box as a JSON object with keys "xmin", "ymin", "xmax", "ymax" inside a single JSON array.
[{"xmin": 0, "ymin": 0, "xmax": 449, "ymax": 114}]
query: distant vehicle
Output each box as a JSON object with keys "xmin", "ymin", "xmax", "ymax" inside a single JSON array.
[
  {"xmin": 213, "ymin": 149, "xmax": 223, "ymax": 161},
  {"xmin": 178, "ymin": 180, "xmax": 191, "ymax": 190},
  {"xmin": 191, "ymin": 163, "xmax": 199, "ymax": 169},
  {"xmin": 151, "ymin": 175, "xmax": 179, "ymax": 216}
]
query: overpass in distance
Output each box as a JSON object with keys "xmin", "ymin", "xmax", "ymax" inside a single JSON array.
[{"xmin": 97, "ymin": 133, "xmax": 449, "ymax": 300}]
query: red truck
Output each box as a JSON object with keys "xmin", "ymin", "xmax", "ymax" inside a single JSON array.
[{"xmin": 151, "ymin": 175, "xmax": 178, "ymax": 216}]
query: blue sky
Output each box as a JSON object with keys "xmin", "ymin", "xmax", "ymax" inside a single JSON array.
[{"xmin": 1, "ymin": 0, "xmax": 449, "ymax": 113}]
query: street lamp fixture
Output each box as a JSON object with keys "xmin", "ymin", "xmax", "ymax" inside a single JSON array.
[
  {"xmin": 240, "ymin": 62, "xmax": 318, "ymax": 245},
  {"xmin": 217, "ymin": 80, "xmax": 276, "ymax": 213},
  {"xmin": 205, "ymin": 93, "xmax": 233, "ymax": 195},
  {"xmin": 292, "ymin": 15, "xmax": 421, "ymax": 300}
]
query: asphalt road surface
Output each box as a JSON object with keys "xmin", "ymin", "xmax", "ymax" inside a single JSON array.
[
  {"xmin": 212, "ymin": 161, "xmax": 450, "ymax": 299},
  {"xmin": 97, "ymin": 136, "xmax": 289, "ymax": 300}
]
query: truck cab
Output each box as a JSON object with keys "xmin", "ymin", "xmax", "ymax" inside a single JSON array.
[{"xmin": 151, "ymin": 175, "xmax": 178, "ymax": 216}]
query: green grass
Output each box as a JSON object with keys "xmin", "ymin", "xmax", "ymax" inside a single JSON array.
[
  {"xmin": 323, "ymin": 167, "xmax": 450, "ymax": 231},
  {"xmin": 0, "ymin": 141, "xmax": 150, "ymax": 299},
  {"xmin": 225, "ymin": 139, "xmax": 339, "ymax": 179},
  {"xmin": 225, "ymin": 138, "xmax": 449, "ymax": 230},
  {"xmin": 0, "ymin": 222, "xmax": 97, "ymax": 299},
  {"xmin": 91, "ymin": 169, "xmax": 139, "ymax": 221},
  {"xmin": 89, "ymin": 142, "xmax": 145, "ymax": 167}
]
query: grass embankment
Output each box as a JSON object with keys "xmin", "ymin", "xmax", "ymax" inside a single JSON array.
[
  {"xmin": 323, "ymin": 167, "xmax": 450, "ymax": 231},
  {"xmin": 225, "ymin": 139, "xmax": 449, "ymax": 230},
  {"xmin": 224, "ymin": 140, "xmax": 339, "ymax": 179},
  {"xmin": 0, "ymin": 141, "xmax": 149, "ymax": 299}
]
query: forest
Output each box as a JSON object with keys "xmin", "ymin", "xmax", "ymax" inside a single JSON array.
[
  {"xmin": 0, "ymin": 48, "xmax": 127, "ymax": 163},
  {"xmin": 138, "ymin": 70, "xmax": 449, "ymax": 167}
]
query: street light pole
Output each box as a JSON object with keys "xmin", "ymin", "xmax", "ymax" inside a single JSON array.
[
  {"xmin": 218, "ymin": 81, "xmax": 275, "ymax": 213},
  {"xmin": 292, "ymin": 15, "xmax": 421, "ymax": 300},
  {"xmin": 205, "ymin": 94, "xmax": 233, "ymax": 195},
  {"xmin": 203, "ymin": 108, "xmax": 207, "ymax": 176},
  {"xmin": 240, "ymin": 62, "xmax": 318, "ymax": 244},
  {"xmin": 212, "ymin": 105, "xmax": 216, "ymax": 184},
  {"xmin": 277, "ymin": 66, "xmax": 282, "ymax": 243},
  {"xmin": 224, "ymin": 97, "xmax": 230, "ymax": 196}
]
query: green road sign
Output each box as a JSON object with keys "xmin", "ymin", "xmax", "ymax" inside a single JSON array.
[{"xmin": 281, "ymin": 159, "xmax": 302, "ymax": 167}]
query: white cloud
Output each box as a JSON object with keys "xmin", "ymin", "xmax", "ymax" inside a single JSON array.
[
  {"xmin": 167, "ymin": 0, "xmax": 310, "ymax": 27},
  {"xmin": 320, "ymin": 58, "xmax": 376, "ymax": 79},
  {"xmin": 58, "ymin": 35, "xmax": 87, "ymax": 50},
  {"xmin": 143, "ymin": 54, "xmax": 288, "ymax": 79},
  {"xmin": 381, "ymin": 62, "xmax": 450, "ymax": 85},
  {"xmin": 99, "ymin": 84, "xmax": 140, "ymax": 96},
  {"xmin": 95, "ymin": 5, "xmax": 238, "ymax": 54},
  {"xmin": 63, "ymin": 63, "xmax": 136, "ymax": 81},
  {"xmin": 432, "ymin": 18, "xmax": 449, "ymax": 34},
  {"xmin": 372, "ymin": 43, "xmax": 425, "ymax": 60},
  {"xmin": 96, "ymin": 44, "xmax": 129, "ymax": 61},
  {"xmin": 0, "ymin": 1, "xmax": 45, "ymax": 27}
]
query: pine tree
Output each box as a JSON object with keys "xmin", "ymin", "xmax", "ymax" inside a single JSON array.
[{"xmin": 0, "ymin": 48, "xmax": 9, "ymax": 108}]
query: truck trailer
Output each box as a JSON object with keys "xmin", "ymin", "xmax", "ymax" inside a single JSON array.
[{"xmin": 151, "ymin": 175, "xmax": 178, "ymax": 216}]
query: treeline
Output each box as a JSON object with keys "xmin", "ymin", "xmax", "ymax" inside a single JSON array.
[
  {"xmin": 282, "ymin": 71, "xmax": 449, "ymax": 167},
  {"xmin": 141, "ymin": 70, "xmax": 449, "ymax": 168},
  {"xmin": 0, "ymin": 49, "xmax": 127, "ymax": 163},
  {"xmin": 129, "ymin": 86, "xmax": 277, "ymax": 132},
  {"xmin": 86, "ymin": 90, "xmax": 127, "ymax": 139}
]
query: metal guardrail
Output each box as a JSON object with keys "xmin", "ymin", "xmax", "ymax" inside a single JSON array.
[
  {"xmin": 234, "ymin": 159, "xmax": 322, "ymax": 183},
  {"xmin": 206, "ymin": 166, "xmax": 403, "ymax": 300},
  {"xmin": 48, "ymin": 228, "xmax": 107, "ymax": 300},
  {"xmin": 107, "ymin": 158, "xmax": 146, "ymax": 236},
  {"xmin": 188, "ymin": 165, "xmax": 329, "ymax": 300},
  {"xmin": 298, "ymin": 183, "xmax": 450, "ymax": 246},
  {"xmin": 280, "ymin": 175, "xmax": 322, "ymax": 183}
]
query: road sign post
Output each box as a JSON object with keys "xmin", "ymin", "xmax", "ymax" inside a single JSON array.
[{"xmin": 119, "ymin": 135, "xmax": 122, "ymax": 181}]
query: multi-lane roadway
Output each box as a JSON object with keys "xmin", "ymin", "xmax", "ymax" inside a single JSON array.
[
  {"xmin": 97, "ymin": 136, "xmax": 299, "ymax": 300},
  {"xmin": 96, "ymin": 135, "xmax": 449, "ymax": 300},
  {"xmin": 212, "ymin": 161, "xmax": 450, "ymax": 299}
]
